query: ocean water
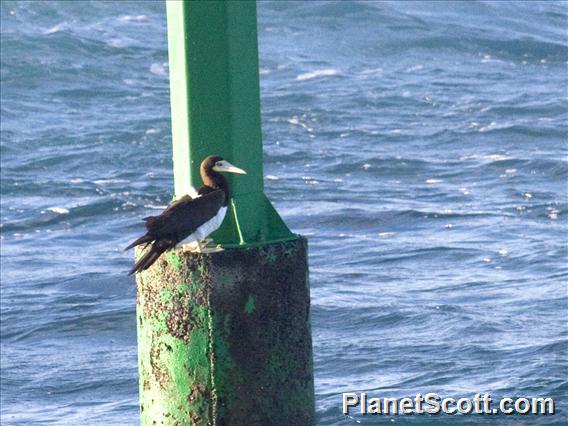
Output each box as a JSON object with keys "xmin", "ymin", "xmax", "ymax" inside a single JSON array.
[{"xmin": 1, "ymin": 1, "xmax": 567, "ymax": 424}]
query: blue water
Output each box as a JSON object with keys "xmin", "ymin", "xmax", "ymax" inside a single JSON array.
[{"xmin": 1, "ymin": 1, "xmax": 567, "ymax": 424}]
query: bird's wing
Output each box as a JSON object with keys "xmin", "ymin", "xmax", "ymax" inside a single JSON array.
[
  {"xmin": 142, "ymin": 194, "xmax": 193, "ymax": 226},
  {"xmin": 152, "ymin": 194, "xmax": 193, "ymax": 217},
  {"xmin": 144, "ymin": 190, "xmax": 226, "ymax": 238}
]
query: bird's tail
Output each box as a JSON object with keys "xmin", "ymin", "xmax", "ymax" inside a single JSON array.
[
  {"xmin": 124, "ymin": 234, "xmax": 154, "ymax": 251},
  {"xmin": 128, "ymin": 239, "xmax": 171, "ymax": 276}
]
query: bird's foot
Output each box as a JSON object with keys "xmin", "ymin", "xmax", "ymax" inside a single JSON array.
[
  {"xmin": 181, "ymin": 241, "xmax": 200, "ymax": 253},
  {"xmin": 181, "ymin": 240, "xmax": 223, "ymax": 253},
  {"xmin": 198, "ymin": 245, "xmax": 224, "ymax": 254},
  {"xmin": 199, "ymin": 239, "xmax": 224, "ymax": 253}
]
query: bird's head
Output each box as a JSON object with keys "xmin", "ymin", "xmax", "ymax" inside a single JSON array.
[{"xmin": 202, "ymin": 155, "xmax": 247, "ymax": 175}]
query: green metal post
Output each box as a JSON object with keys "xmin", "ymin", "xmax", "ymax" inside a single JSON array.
[
  {"xmin": 136, "ymin": 1, "xmax": 315, "ymax": 425},
  {"xmin": 167, "ymin": 0, "xmax": 293, "ymax": 246}
]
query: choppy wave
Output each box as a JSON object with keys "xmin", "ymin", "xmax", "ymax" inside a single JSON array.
[{"xmin": 296, "ymin": 68, "xmax": 340, "ymax": 81}]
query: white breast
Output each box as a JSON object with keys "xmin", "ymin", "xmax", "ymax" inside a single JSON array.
[
  {"xmin": 177, "ymin": 206, "xmax": 227, "ymax": 246},
  {"xmin": 186, "ymin": 186, "xmax": 200, "ymax": 199}
]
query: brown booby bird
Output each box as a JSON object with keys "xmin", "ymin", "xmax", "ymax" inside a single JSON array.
[{"xmin": 125, "ymin": 155, "xmax": 246, "ymax": 275}]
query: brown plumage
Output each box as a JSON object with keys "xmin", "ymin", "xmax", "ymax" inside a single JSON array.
[{"xmin": 125, "ymin": 156, "xmax": 246, "ymax": 275}]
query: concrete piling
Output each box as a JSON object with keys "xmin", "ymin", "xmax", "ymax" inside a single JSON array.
[{"xmin": 137, "ymin": 238, "xmax": 314, "ymax": 425}]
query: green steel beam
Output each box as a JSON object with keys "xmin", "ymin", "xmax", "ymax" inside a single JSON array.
[{"xmin": 166, "ymin": 0, "xmax": 293, "ymax": 246}]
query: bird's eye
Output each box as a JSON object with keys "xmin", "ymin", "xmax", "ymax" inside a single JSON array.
[{"xmin": 216, "ymin": 162, "xmax": 222, "ymax": 167}]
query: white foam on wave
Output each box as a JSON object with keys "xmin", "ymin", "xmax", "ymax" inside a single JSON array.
[
  {"xmin": 287, "ymin": 116, "xmax": 314, "ymax": 132},
  {"xmin": 296, "ymin": 69, "xmax": 339, "ymax": 81},
  {"xmin": 302, "ymin": 176, "xmax": 320, "ymax": 185},
  {"xmin": 93, "ymin": 178, "xmax": 129, "ymax": 185},
  {"xmin": 43, "ymin": 23, "xmax": 68, "ymax": 35},
  {"xmin": 480, "ymin": 54, "xmax": 506, "ymax": 64},
  {"xmin": 118, "ymin": 15, "xmax": 148, "ymax": 23},
  {"xmin": 426, "ymin": 179, "xmax": 443, "ymax": 184},
  {"xmin": 359, "ymin": 67, "xmax": 383, "ymax": 77},
  {"xmin": 150, "ymin": 63, "xmax": 168, "ymax": 76},
  {"xmin": 405, "ymin": 64, "xmax": 424, "ymax": 73},
  {"xmin": 479, "ymin": 122, "xmax": 498, "ymax": 132},
  {"xmin": 144, "ymin": 204, "xmax": 168, "ymax": 210},
  {"xmin": 106, "ymin": 39, "xmax": 124, "ymax": 48},
  {"xmin": 460, "ymin": 154, "xmax": 511, "ymax": 162},
  {"xmin": 378, "ymin": 232, "xmax": 396, "ymax": 238},
  {"xmin": 265, "ymin": 175, "xmax": 279, "ymax": 181},
  {"xmin": 288, "ymin": 117, "xmax": 302, "ymax": 126},
  {"xmin": 486, "ymin": 154, "xmax": 510, "ymax": 161},
  {"xmin": 547, "ymin": 207, "xmax": 559, "ymax": 220},
  {"xmin": 500, "ymin": 168, "xmax": 517, "ymax": 178},
  {"xmin": 46, "ymin": 207, "xmax": 70, "ymax": 215}
]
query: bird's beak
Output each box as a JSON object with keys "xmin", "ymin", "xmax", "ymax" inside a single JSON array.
[{"xmin": 213, "ymin": 160, "xmax": 247, "ymax": 175}]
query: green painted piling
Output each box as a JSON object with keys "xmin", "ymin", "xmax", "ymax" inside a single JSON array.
[
  {"xmin": 136, "ymin": 1, "xmax": 314, "ymax": 424},
  {"xmin": 137, "ymin": 239, "xmax": 314, "ymax": 425}
]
